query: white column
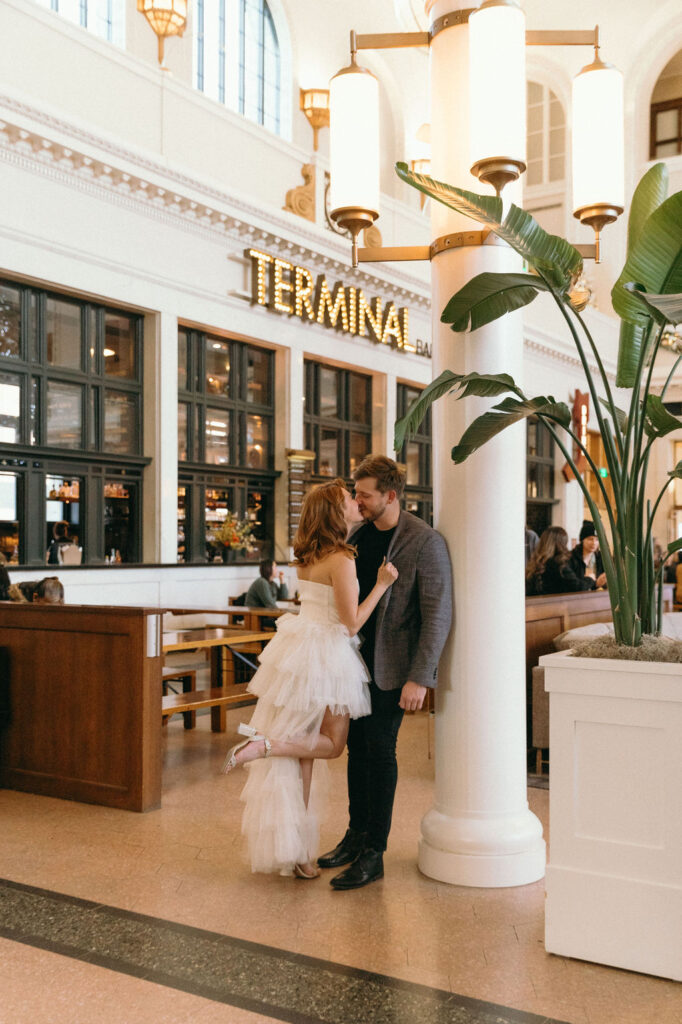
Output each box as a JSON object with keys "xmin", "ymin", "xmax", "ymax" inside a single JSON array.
[
  {"xmin": 143, "ymin": 309, "xmax": 178, "ymax": 565},
  {"xmin": 419, "ymin": 0, "xmax": 545, "ymax": 887}
]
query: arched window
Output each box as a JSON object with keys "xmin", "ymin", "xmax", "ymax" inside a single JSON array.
[
  {"xmin": 650, "ymin": 51, "xmax": 682, "ymax": 159},
  {"xmin": 526, "ymin": 81, "xmax": 565, "ymax": 187},
  {"xmin": 33, "ymin": 0, "xmax": 125, "ymax": 46},
  {"xmin": 195, "ymin": 0, "xmax": 282, "ymax": 135}
]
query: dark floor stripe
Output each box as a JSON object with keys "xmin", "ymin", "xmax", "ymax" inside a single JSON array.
[{"xmin": 0, "ymin": 878, "xmax": 566, "ymax": 1024}]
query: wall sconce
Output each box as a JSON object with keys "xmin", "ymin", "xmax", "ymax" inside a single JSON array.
[
  {"xmin": 137, "ymin": 0, "xmax": 188, "ymax": 68},
  {"xmin": 300, "ymin": 88, "xmax": 330, "ymax": 152}
]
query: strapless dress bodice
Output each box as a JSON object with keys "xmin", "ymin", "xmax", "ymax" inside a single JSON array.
[{"xmin": 296, "ymin": 579, "xmax": 341, "ymax": 626}]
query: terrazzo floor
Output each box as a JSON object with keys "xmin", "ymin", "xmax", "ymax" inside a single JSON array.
[{"xmin": 0, "ymin": 708, "xmax": 680, "ymax": 1024}]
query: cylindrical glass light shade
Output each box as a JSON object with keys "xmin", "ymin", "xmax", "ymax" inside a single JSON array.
[
  {"xmin": 329, "ymin": 64, "xmax": 380, "ymax": 219},
  {"xmin": 469, "ymin": 0, "xmax": 526, "ymax": 173},
  {"xmin": 572, "ymin": 61, "xmax": 624, "ymax": 214}
]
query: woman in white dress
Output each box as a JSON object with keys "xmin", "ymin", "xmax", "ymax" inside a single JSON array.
[{"xmin": 222, "ymin": 478, "xmax": 398, "ymax": 879}]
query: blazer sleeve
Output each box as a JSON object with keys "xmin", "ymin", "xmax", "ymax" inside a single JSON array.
[{"xmin": 407, "ymin": 531, "xmax": 453, "ymax": 688}]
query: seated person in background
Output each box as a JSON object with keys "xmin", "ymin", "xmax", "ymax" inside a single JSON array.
[
  {"xmin": 526, "ymin": 526, "xmax": 600, "ymax": 596},
  {"xmin": 17, "ymin": 577, "xmax": 65, "ymax": 604},
  {"xmin": 47, "ymin": 521, "xmax": 72, "ymax": 565},
  {"xmin": 0, "ymin": 559, "xmax": 11, "ymax": 601},
  {"xmin": 245, "ymin": 560, "xmax": 289, "ymax": 608},
  {"xmin": 569, "ymin": 519, "xmax": 606, "ymax": 588},
  {"xmin": 525, "ymin": 525, "xmax": 539, "ymax": 564}
]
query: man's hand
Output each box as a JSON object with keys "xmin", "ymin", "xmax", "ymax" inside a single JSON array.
[{"xmin": 399, "ymin": 680, "xmax": 427, "ymax": 712}]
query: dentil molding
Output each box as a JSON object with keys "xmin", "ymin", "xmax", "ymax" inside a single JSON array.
[{"xmin": 0, "ymin": 94, "xmax": 431, "ymax": 310}]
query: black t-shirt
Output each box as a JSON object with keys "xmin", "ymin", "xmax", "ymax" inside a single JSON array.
[{"xmin": 354, "ymin": 522, "xmax": 396, "ymax": 674}]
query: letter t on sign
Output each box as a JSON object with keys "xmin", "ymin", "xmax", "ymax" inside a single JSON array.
[{"xmin": 245, "ymin": 249, "xmax": 273, "ymax": 306}]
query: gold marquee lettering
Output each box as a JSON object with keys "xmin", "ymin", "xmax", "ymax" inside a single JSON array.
[{"xmin": 245, "ymin": 248, "xmax": 427, "ymax": 357}]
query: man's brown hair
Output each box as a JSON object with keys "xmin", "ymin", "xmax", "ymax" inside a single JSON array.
[{"xmin": 352, "ymin": 455, "xmax": 406, "ymax": 499}]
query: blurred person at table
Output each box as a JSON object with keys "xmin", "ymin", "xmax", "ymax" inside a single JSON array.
[
  {"xmin": 16, "ymin": 577, "xmax": 65, "ymax": 604},
  {"xmin": 220, "ymin": 478, "xmax": 398, "ymax": 881},
  {"xmin": 526, "ymin": 526, "xmax": 599, "ymax": 596},
  {"xmin": 245, "ymin": 560, "xmax": 289, "ymax": 609},
  {"xmin": 569, "ymin": 519, "xmax": 607, "ymax": 589}
]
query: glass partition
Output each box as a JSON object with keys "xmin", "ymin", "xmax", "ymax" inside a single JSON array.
[
  {"xmin": 45, "ymin": 475, "xmax": 82, "ymax": 560},
  {"xmin": 0, "ymin": 472, "xmax": 20, "ymax": 563},
  {"xmin": 104, "ymin": 479, "xmax": 137, "ymax": 563}
]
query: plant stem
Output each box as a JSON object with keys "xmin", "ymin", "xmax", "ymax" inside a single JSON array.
[{"xmin": 574, "ymin": 308, "xmax": 624, "ymax": 462}]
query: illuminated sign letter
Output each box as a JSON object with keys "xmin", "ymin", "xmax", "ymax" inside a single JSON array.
[
  {"xmin": 346, "ymin": 286, "xmax": 357, "ymax": 334},
  {"xmin": 246, "ymin": 248, "xmax": 273, "ymax": 306},
  {"xmin": 381, "ymin": 303, "xmax": 403, "ymax": 348},
  {"xmin": 295, "ymin": 265, "xmax": 315, "ymax": 321},
  {"xmin": 272, "ymin": 258, "xmax": 294, "ymax": 314},
  {"xmin": 315, "ymin": 277, "xmax": 349, "ymax": 332},
  {"xmin": 357, "ymin": 291, "xmax": 383, "ymax": 343}
]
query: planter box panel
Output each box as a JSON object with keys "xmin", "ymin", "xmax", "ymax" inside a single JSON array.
[{"xmin": 542, "ymin": 650, "xmax": 682, "ymax": 981}]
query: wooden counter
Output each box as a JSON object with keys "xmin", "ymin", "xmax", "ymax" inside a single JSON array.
[{"xmin": 0, "ymin": 603, "xmax": 163, "ymax": 812}]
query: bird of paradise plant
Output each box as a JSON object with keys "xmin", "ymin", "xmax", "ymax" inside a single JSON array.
[{"xmin": 394, "ymin": 161, "xmax": 682, "ymax": 647}]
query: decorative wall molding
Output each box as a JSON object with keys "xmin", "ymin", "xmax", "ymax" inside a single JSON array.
[
  {"xmin": 0, "ymin": 94, "xmax": 431, "ymax": 309},
  {"xmin": 283, "ymin": 163, "xmax": 316, "ymax": 222}
]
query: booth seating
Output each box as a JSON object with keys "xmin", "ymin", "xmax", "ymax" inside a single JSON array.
[{"xmin": 526, "ymin": 587, "xmax": 675, "ymax": 774}]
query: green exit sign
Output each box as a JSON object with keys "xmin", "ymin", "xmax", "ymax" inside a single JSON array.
[{"xmin": 599, "ymin": 468, "xmax": 609, "ymax": 478}]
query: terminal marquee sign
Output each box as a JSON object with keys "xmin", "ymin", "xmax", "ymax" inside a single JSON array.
[{"xmin": 245, "ymin": 248, "xmax": 431, "ymax": 358}]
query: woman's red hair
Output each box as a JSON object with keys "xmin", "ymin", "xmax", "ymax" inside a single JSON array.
[{"xmin": 293, "ymin": 479, "xmax": 356, "ymax": 566}]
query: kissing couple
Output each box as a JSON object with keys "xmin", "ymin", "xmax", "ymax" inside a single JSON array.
[{"xmin": 222, "ymin": 455, "xmax": 453, "ymax": 889}]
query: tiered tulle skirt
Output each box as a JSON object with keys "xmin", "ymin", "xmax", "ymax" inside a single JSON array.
[{"xmin": 239, "ymin": 612, "xmax": 371, "ymax": 875}]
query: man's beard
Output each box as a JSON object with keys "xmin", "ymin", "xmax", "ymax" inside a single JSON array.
[{"xmin": 359, "ymin": 504, "xmax": 386, "ymax": 523}]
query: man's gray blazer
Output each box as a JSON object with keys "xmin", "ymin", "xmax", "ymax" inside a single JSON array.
[{"xmin": 355, "ymin": 510, "xmax": 453, "ymax": 691}]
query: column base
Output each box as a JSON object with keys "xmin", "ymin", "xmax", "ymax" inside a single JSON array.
[{"xmin": 418, "ymin": 808, "xmax": 546, "ymax": 888}]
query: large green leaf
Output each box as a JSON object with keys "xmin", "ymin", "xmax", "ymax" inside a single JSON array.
[
  {"xmin": 612, "ymin": 190, "xmax": 682, "ymax": 325},
  {"xmin": 441, "ymin": 272, "xmax": 548, "ymax": 332},
  {"xmin": 615, "ymin": 319, "xmax": 650, "ymax": 389},
  {"xmin": 395, "ymin": 163, "xmax": 582, "ymax": 292},
  {"xmin": 394, "ymin": 370, "xmax": 523, "ymax": 451},
  {"xmin": 644, "ymin": 395, "xmax": 682, "ymax": 439},
  {"xmin": 627, "ymin": 162, "xmax": 668, "ymax": 256},
  {"xmin": 623, "ymin": 284, "xmax": 682, "ymax": 326},
  {"xmin": 599, "ymin": 396, "xmax": 628, "ymax": 434},
  {"xmin": 451, "ymin": 395, "xmax": 571, "ymax": 463},
  {"xmin": 667, "ymin": 537, "xmax": 682, "ymax": 558}
]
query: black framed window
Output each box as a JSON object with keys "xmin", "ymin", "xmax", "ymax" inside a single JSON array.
[
  {"xmin": 304, "ymin": 361, "xmax": 372, "ymax": 481},
  {"xmin": 397, "ymin": 383, "xmax": 432, "ymax": 524},
  {"xmin": 177, "ymin": 328, "xmax": 276, "ymax": 563},
  {"xmin": 650, "ymin": 98, "xmax": 682, "ymax": 160},
  {"xmin": 0, "ymin": 278, "xmax": 146, "ymax": 565},
  {"xmin": 526, "ymin": 416, "xmax": 556, "ymax": 535}
]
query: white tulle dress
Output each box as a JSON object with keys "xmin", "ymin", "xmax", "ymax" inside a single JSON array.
[{"xmin": 239, "ymin": 579, "xmax": 371, "ymax": 875}]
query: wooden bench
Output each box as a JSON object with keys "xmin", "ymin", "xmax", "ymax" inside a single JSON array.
[
  {"xmin": 162, "ymin": 666, "xmax": 197, "ymax": 729},
  {"xmin": 162, "ymin": 687, "xmax": 243, "ymax": 721}
]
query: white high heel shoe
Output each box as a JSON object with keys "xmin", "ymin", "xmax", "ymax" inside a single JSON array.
[{"xmin": 220, "ymin": 722, "xmax": 272, "ymax": 774}]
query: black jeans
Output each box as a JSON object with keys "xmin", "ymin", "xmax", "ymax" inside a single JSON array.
[{"xmin": 346, "ymin": 680, "xmax": 404, "ymax": 852}]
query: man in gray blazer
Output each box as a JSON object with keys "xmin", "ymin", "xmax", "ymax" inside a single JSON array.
[{"xmin": 318, "ymin": 455, "xmax": 453, "ymax": 889}]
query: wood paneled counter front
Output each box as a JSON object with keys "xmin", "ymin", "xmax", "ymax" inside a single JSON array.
[{"xmin": 0, "ymin": 603, "xmax": 163, "ymax": 812}]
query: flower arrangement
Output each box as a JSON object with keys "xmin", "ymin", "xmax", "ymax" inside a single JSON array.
[{"xmin": 211, "ymin": 511, "xmax": 258, "ymax": 553}]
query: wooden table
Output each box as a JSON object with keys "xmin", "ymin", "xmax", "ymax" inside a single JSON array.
[
  {"xmin": 165, "ymin": 605, "xmax": 299, "ymax": 631},
  {"xmin": 162, "ymin": 627, "xmax": 271, "ymax": 731}
]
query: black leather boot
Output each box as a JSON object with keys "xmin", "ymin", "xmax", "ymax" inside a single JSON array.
[
  {"xmin": 317, "ymin": 828, "xmax": 367, "ymax": 869},
  {"xmin": 330, "ymin": 849, "xmax": 384, "ymax": 890}
]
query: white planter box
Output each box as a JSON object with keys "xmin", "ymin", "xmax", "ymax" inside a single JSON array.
[{"xmin": 541, "ymin": 650, "xmax": 682, "ymax": 982}]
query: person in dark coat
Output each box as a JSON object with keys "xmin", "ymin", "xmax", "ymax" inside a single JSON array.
[
  {"xmin": 46, "ymin": 521, "xmax": 72, "ymax": 564},
  {"xmin": 570, "ymin": 519, "xmax": 606, "ymax": 588},
  {"xmin": 526, "ymin": 525, "xmax": 597, "ymax": 596}
]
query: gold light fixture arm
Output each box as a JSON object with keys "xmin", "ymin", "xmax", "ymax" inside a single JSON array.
[{"xmin": 525, "ymin": 28, "xmax": 598, "ymax": 46}]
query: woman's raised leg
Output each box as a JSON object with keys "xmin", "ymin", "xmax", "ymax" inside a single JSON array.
[{"xmin": 228, "ymin": 708, "xmax": 349, "ymax": 770}]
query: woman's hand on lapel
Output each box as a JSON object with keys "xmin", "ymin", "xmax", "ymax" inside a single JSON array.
[{"xmin": 399, "ymin": 680, "xmax": 427, "ymax": 712}]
